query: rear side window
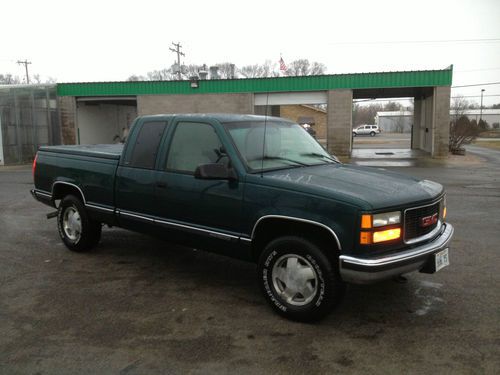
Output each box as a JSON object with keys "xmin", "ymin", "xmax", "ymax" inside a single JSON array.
[{"xmin": 129, "ymin": 121, "xmax": 167, "ymax": 169}]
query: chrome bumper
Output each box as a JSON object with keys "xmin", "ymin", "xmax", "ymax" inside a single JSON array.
[
  {"xmin": 339, "ymin": 223, "xmax": 454, "ymax": 284},
  {"xmin": 31, "ymin": 188, "xmax": 56, "ymax": 208}
]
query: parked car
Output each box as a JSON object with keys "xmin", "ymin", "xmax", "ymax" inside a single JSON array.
[
  {"xmin": 31, "ymin": 114, "xmax": 453, "ymax": 322},
  {"xmin": 353, "ymin": 124, "xmax": 380, "ymax": 137}
]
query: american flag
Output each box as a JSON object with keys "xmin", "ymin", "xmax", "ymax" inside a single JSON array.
[{"xmin": 279, "ymin": 57, "xmax": 287, "ymax": 71}]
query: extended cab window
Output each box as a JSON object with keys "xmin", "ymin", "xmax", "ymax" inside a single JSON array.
[
  {"xmin": 129, "ymin": 121, "xmax": 167, "ymax": 169},
  {"xmin": 166, "ymin": 122, "xmax": 223, "ymax": 173}
]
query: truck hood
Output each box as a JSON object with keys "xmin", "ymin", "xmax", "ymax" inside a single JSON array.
[{"xmin": 264, "ymin": 163, "xmax": 443, "ymax": 210}]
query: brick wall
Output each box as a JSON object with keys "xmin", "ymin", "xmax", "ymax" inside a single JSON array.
[
  {"xmin": 58, "ymin": 96, "xmax": 77, "ymax": 144},
  {"xmin": 137, "ymin": 93, "xmax": 254, "ymax": 116},
  {"xmin": 280, "ymin": 105, "xmax": 327, "ymax": 141}
]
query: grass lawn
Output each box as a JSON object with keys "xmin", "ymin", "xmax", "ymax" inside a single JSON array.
[{"xmin": 473, "ymin": 140, "xmax": 500, "ymax": 150}]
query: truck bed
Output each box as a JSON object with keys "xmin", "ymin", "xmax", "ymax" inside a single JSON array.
[
  {"xmin": 38, "ymin": 144, "xmax": 123, "ymax": 160},
  {"xmin": 34, "ymin": 144, "xmax": 122, "ymax": 211}
]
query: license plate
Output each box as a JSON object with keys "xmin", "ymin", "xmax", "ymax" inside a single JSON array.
[{"xmin": 435, "ymin": 248, "xmax": 450, "ymax": 272}]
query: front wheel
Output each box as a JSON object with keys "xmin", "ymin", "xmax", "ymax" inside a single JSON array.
[
  {"xmin": 258, "ymin": 236, "xmax": 345, "ymax": 322},
  {"xmin": 352, "ymin": 132, "xmax": 357, "ymax": 137},
  {"xmin": 57, "ymin": 195, "xmax": 101, "ymax": 252}
]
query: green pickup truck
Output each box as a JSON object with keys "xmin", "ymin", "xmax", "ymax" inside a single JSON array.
[{"xmin": 32, "ymin": 114, "xmax": 453, "ymax": 321}]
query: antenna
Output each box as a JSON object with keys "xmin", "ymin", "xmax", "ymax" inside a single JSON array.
[{"xmin": 260, "ymin": 91, "xmax": 270, "ymax": 177}]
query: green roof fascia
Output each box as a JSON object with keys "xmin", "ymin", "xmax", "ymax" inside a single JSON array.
[{"xmin": 56, "ymin": 67, "xmax": 453, "ymax": 97}]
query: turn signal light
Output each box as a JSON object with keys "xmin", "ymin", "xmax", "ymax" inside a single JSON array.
[{"xmin": 361, "ymin": 215, "xmax": 372, "ymax": 229}]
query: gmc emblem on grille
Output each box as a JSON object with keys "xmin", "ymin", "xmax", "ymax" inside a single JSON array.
[{"xmin": 420, "ymin": 213, "xmax": 438, "ymax": 228}]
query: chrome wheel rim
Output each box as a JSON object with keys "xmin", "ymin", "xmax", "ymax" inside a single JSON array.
[
  {"xmin": 63, "ymin": 206, "xmax": 81, "ymax": 242},
  {"xmin": 271, "ymin": 254, "xmax": 318, "ymax": 306}
]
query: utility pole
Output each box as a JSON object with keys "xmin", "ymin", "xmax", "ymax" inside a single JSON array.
[
  {"xmin": 17, "ymin": 59, "xmax": 32, "ymax": 84},
  {"xmin": 169, "ymin": 42, "xmax": 185, "ymax": 80},
  {"xmin": 479, "ymin": 89, "xmax": 485, "ymax": 124}
]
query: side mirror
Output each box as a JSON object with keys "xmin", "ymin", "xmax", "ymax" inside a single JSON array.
[{"xmin": 194, "ymin": 163, "xmax": 237, "ymax": 181}]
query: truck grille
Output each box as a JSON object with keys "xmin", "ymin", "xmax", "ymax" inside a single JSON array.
[{"xmin": 404, "ymin": 201, "xmax": 441, "ymax": 242}]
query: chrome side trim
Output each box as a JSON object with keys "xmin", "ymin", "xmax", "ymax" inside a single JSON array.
[
  {"xmin": 251, "ymin": 215, "xmax": 342, "ymax": 250},
  {"xmin": 86, "ymin": 203, "xmax": 115, "ymax": 213},
  {"xmin": 340, "ymin": 223, "xmax": 453, "ymax": 268},
  {"xmin": 51, "ymin": 181, "xmax": 87, "ymax": 204},
  {"xmin": 155, "ymin": 218, "xmax": 239, "ymax": 240},
  {"xmin": 34, "ymin": 190, "xmax": 52, "ymax": 199},
  {"xmin": 240, "ymin": 237, "xmax": 252, "ymax": 243},
  {"xmin": 118, "ymin": 210, "xmax": 154, "ymax": 222},
  {"xmin": 117, "ymin": 209, "xmax": 240, "ymax": 241}
]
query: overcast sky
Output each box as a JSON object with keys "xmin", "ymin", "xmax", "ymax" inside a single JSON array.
[{"xmin": 1, "ymin": 0, "xmax": 499, "ymax": 105}]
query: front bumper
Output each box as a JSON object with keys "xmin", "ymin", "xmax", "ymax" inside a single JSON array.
[{"xmin": 339, "ymin": 223, "xmax": 454, "ymax": 284}]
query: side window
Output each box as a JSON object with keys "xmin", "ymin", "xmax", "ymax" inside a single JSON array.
[
  {"xmin": 129, "ymin": 121, "xmax": 167, "ymax": 169},
  {"xmin": 166, "ymin": 122, "xmax": 223, "ymax": 173}
]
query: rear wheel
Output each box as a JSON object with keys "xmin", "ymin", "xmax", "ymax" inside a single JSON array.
[
  {"xmin": 370, "ymin": 131, "xmax": 376, "ymax": 137},
  {"xmin": 258, "ymin": 236, "xmax": 345, "ymax": 322},
  {"xmin": 57, "ymin": 195, "xmax": 101, "ymax": 252}
]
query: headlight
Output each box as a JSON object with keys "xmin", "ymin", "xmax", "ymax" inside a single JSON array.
[
  {"xmin": 360, "ymin": 211, "xmax": 402, "ymax": 245},
  {"xmin": 372, "ymin": 211, "xmax": 401, "ymax": 227},
  {"xmin": 362, "ymin": 211, "xmax": 401, "ymax": 228}
]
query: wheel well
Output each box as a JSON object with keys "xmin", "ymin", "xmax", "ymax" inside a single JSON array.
[
  {"xmin": 252, "ymin": 218, "xmax": 340, "ymax": 264},
  {"xmin": 52, "ymin": 183, "xmax": 85, "ymax": 204}
]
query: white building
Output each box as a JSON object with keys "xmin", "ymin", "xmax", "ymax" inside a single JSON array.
[{"xmin": 376, "ymin": 109, "xmax": 500, "ymax": 133}]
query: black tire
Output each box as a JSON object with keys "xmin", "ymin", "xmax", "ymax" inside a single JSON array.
[
  {"xmin": 258, "ymin": 236, "xmax": 345, "ymax": 322},
  {"xmin": 370, "ymin": 131, "xmax": 376, "ymax": 137},
  {"xmin": 352, "ymin": 132, "xmax": 357, "ymax": 137},
  {"xmin": 57, "ymin": 194, "xmax": 101, "ymax": 252}
]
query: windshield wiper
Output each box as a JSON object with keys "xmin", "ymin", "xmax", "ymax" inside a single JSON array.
[
  {"xmin": 300, "ymin": 152, "xmax": 339, "ymax": 163},
  {"xmin": 250, "ymin": 155, "xmax": 308, "ymax": 166}
]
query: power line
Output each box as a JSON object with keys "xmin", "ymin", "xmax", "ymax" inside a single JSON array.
[
  {"xmin": 328, "ymin": 37, "xmax": 500, "ymax": 46},
  {"xmin": 451, "ymin": 94, "xmax": 500, "ymax": 98},
  {"xmin": 455, "ymin": 67, "xmax": 500, "ymax": 73},
  {"xmin": 452, "ymin": 81, "xmax": 500, "ymax": 88}
]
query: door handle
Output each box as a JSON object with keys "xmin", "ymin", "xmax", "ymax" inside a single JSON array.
[{"xmin": 156, "ymin": 182, "xmax": 168, "ymax": 189}]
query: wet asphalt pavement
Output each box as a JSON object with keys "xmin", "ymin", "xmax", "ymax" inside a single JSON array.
[{"xmin": 0, "ymin": 148, "xmax": 499, "ymax": 374}]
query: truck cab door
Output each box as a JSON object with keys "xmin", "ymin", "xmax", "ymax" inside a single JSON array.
[
  {"xmin": 115, "ymin": 119, "xmax": 169, "ymax": 229},
  {"xmin": 153, "ymin": 119, "xmax": 244, "ymax": 252}
]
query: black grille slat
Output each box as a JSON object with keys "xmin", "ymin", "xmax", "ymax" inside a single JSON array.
[{"xmin": 404, "ymin": 202, "xmax": 440, "ymax": 241}]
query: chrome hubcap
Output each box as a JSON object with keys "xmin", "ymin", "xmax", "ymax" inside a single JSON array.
[
  {"xmin": 63, "ymin": 206, "xmax": 81, "ymax": 242},
  {"xmin": 272, "ymin": 254, "xmax": 318, "ymax": 306}
]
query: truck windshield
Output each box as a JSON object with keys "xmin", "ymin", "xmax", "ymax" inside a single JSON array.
[{"xmin": 223, "ymin": 120, "xmax": 338, "ymax": 172}]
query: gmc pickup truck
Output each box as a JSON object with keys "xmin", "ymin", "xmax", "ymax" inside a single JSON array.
[{"xmin": 32, "ymin": 114, "xmax": 453, "ymax": 321}]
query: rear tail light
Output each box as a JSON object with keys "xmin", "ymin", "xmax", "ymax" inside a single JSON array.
[{"xmin": 32, "ymin": 153, "xmax": 38, "ymax": 180}]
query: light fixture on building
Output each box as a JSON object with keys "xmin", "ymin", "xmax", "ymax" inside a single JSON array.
[{"xmin": 190, "ymin": 77, "xmax": 199, "ymax": 89}]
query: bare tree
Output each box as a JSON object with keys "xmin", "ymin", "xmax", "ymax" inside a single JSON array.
[
  {"xmin": 239, "ymin": 61, "xmax": 279, "ymax": 78},
  {"xmin": 352, "ymin": 103, "xmax": 384, "ymax": 126},
  {"xmin": 214, "ymin": 62, "xmax": 236, "ymax": 78},
  {"xmin": 146, "ymin": 68, "xmax": 175, "ymax": 81},
  {"xmin": 127, "ymin": 74, "xmax": 146, "ymax": 81},
  {"xmin": 449, "ymin": 116, "xmax": 480, "ymax": 153},
  {"xmin": 449, "ymin": 96, "xmax": 480, "ymax": 153},
  {"xmin": 286, "ymin": 59, "xmax": 326, "ymax": 76},
  {"xmin": 239, "ymin": 64, "xmax": 263, "ymax": 78},
  {"xmin": 0, "ymin": 73, "xmax": 21, "ymax": 84}
]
